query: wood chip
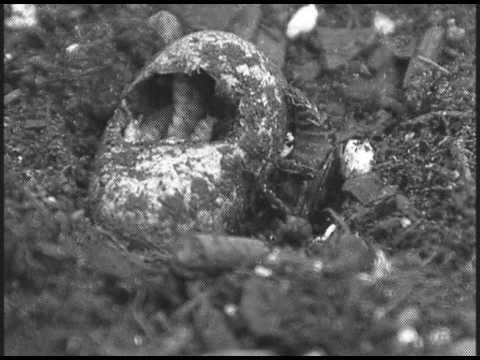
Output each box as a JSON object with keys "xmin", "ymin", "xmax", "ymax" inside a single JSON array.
[
  {"xmin": 24, "ymin": 119, "xmax": 47, "ymax": 129},
  {"xmin": 4, "ymin": 89, "xmax": 23, "ymax": 106}
]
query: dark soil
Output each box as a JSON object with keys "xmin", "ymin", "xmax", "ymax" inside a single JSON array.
[{"xmin": 3, "ymin": 4, "xmax": 476, "ymax": 356}]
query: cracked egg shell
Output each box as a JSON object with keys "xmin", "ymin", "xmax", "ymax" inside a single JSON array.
[{"xmin": 89, "ymin": 30, "xmax": 320, "ymax": 250}]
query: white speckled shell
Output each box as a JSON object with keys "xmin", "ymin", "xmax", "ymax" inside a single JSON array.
[{"xmin": 89, "ymin": 31, "xmax": 318, "ymax": 250}]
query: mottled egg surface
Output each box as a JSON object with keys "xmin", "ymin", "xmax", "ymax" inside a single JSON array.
[{"xmin": 89, "ymin": 31, "xmax": 298, "ymax": 249}]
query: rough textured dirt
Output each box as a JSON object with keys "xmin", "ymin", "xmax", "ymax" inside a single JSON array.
[{"xmin": 3, "ymin": 4, "xmax": 476, "ymax": 356}]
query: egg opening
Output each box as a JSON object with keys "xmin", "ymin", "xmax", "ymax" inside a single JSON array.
[{"xmin": 122, "ymin": 70, "xmax": 239, "ymax": 144}]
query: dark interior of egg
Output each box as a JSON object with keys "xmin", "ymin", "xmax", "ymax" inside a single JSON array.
[{"xmin": 124, "ymin": 71, "xmax": 238, "ymax": 143}]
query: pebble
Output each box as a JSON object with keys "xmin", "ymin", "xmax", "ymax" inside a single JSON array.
[
  {"xmin": 223, "ymin": 303, "xmax": 238, "ymax": 317},
  {"xmin": 65, "ymin": 43, "xmax": 81, "ymax": 60},
  {"xmin": 374, "ymin": 11, "xmax": 396, "ymax": 35},
  {"xmin": 133, "ymin": 334, "xmax": 144, "ymax": 346},
  {"xmin": 397, "ymin": 326, "xmax": 423, "ymax": 348},
  {"xmin": 254, "ymin": 265, "xmax": 273, "ymax": 278},
  {"xmin": 404, "ymin": 132, "xmax": 415, "ymax": 141},
  {"xmin": 342, "ymin": 140, "xmax": 374, "ymax": 179},
  {"xmin": 400, "ymin": 217, "xmax": 412, "ymax": 228},
  {"xmin": 280, "ymin": 132, "xmax": 294, "ymax": 158},
  {"xmin": 286, "ymin": 4, "xmax": 320, "ymax": 40},
  {"xmin": 312, "ymin": 260, "xmax": 324, "ymax": 272},
  {"xmin": 66, "ymin": 43, "xmax": 80, "ymax": 54}
]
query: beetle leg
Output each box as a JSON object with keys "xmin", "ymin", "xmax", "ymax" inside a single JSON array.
[
  {"xmin": 323, "ymin": 207, "xmax": 349, "ymax": 233},
  {"xmin": 260, "ymin": 183, "xmax": 292, "ymax": 219}
]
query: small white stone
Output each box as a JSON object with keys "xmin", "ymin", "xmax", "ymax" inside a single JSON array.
[
  {"xmin": 66, "ymin": 43, "xmax": 80, "ymax": 54},
  {"xmin": 320, "ymin": 223, "xmax": 336, "ymax": 242},
  {"xmin": 285, "ymin": 132, "xmax": 294, "ymax": 144},
  {"xmin": 400, "ymin": 217, "xmax": 412, "ymax": 228},
  {"xmin": 224, "ymin": 304, "xmax": 238, "ymax": 317},
  {"xmin": 46, "ymin": 196, "xmax": 57, "ymax": 204},
  {"xmin": 286, "ymin": 4, "xmax": 320, "ymax": 40},
  {"xmin": 133, "ymin": 334, "xmax": 143, "ymax": 346},
  {"xmin": 357, "ymin": 272, "xmax": 374, "ymax": 283},
  {"xmin": 266, "ymin": 248, "xmax": 281, "ymax": 263},
  {"xmin": 5, "ymin": 53, "xmax": 13, "ymax": 62},
  {"xmin": 254, "ymin": 265, "xmax": 273, "ymax": 278},
  {"xmin": 397, "ymin": 326, "xmax": 423, "ymax": 348},
  {"xmin": 280, "ymin": 144, "xmax": 294, "ymax": 158},
  {"xmin": 343, "ymin": 139, "xmax": 375, "ymax": 178},
  {"xmin": 312, "ymin": 260, "xmax": 323, "ymax": 272},
  {"xmin": 374, "ymin": 11, "xmax": 396, "ymax": 35},
  {"xmin": 280, "ymin": 132, "xmax": 295, "ymax": 158},
  {"xmin": 372, "ymin": 249, "xmax": 392, "ymax": 279},
  {"xmin": 404, "ymin": 132, "xmax": 415, "ymax": 141}
]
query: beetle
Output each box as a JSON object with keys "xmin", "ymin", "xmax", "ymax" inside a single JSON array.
[{"xmin": 241, "ymin": 86, "xmax": 349, "ymax": 243}]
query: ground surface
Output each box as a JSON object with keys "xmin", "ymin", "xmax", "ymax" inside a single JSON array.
[{"xmin": 3, "ymin": 4, "xmax": 476, "ymax": 356}]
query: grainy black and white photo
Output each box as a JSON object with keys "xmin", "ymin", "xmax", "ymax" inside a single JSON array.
[{"xmin": 3, "ymin": 4, "xmax": 476, "ymax": 355}]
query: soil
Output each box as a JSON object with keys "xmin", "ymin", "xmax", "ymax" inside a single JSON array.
[{"xmin": 3, "ymin": 4, "xmax": 476, "ymax": 356}]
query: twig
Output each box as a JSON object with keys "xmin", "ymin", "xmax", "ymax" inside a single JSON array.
[
  {"xmin": 131, "ymin": 288, "xmax": 156, "ymax": 339},
  {"xmin": 4, "ymin": 89, "xmax": 23, "ymax": 106},
  {"xmin": 95, "ymin": 225, "xmax": 129, "ymax": 254},
  {"xmin": 417, "ymin": 55, "xmax": 450, "ymax": 74},
  {"xmin": 401, "ymin": 110, "xmax": 473, "ymax": 128}
]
